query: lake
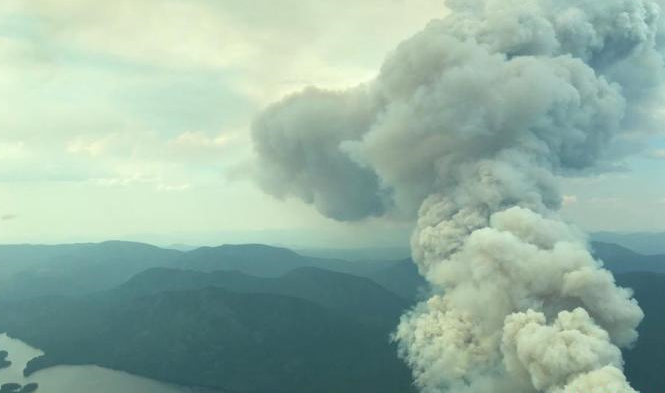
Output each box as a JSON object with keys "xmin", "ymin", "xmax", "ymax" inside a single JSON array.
[{"xmin": 0, "ymin": 334, "xmax": 206, "ymax": 393}]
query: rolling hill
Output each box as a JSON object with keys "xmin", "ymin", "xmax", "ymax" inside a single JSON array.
[
  {"xmin": 120, "ymin": 266, "xmax": 409, "ymax": 321},
  {"xmin": 0, "ymin": 284, "xmax": 415, "ymax": 393}
]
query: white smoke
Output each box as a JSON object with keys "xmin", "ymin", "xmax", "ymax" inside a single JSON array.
[
  {"xmin": 400, "ymin": 207, "xmax": 642, "ymax": 392},
  {"xmin": 251, "ymin": 0, "xmax": 665, "ymax": 392}
]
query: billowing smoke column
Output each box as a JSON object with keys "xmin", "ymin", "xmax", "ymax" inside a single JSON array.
[{"xmin": 251, "ymin": 1, "xmax": 665, "ymax": 392}]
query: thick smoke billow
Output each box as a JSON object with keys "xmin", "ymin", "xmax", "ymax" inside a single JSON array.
[{"xmin": 251, "ymin": 0, "xmax": 665, "ymax": 392}]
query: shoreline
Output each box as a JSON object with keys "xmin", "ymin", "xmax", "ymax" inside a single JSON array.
[{"xmin": 0, "ymin": 333, "xmax": 227, "ymax": 393}]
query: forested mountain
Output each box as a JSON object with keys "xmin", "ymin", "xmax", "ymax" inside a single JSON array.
[
  {"xmin": 0, "ymin": 271, "xmax": 414, "ymax": 393},
  {"xmin": 121, "ymin": 266, "xmax": 409, "ymax": 321}
]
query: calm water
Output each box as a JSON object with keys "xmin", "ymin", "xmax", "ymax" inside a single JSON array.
[{"xmin": 0, "ymin": 334, "xmax": 205, "ymax": 393}]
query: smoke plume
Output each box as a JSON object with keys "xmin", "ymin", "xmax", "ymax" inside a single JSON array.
[{"xmin": 251, "ymin": 0, "xmax": 665, "ymax": 392}]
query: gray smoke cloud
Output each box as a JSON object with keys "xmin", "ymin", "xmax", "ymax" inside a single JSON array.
[{"xmin": 251, "ymin": 0, "xmax": 664, "ymax": 392}]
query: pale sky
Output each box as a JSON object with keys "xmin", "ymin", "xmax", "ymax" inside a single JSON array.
[{"xmin": 1, "ymin": 0, "xmax": 664, "ymax": 246}]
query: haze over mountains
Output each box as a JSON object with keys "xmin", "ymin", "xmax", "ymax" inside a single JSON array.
[
  {"xmin": 0, "ymin": 240, "xmax": 664, "ymax": 392},
  {"xmin": 592, "ymin": 232, "xmax": 665, "ymax": 256}
]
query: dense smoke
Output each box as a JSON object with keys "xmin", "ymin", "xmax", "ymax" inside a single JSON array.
[{"xmin": 251, "ymin": 0, "xmax": 665, "ymax": 392}]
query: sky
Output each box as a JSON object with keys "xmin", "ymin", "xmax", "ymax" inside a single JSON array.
[{"xmin": 1, "ymin": 0, "xmax": 664, "ymax": 247}]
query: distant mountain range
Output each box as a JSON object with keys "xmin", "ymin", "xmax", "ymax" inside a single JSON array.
[
  {"xmin": 0, "ymin": 242, "xmax": 403, "ymax": 301},
  {"xmin": 0, "ymin": 240, "xmax": 664, "ymax": 392},
  {"xmin": 592, "ymin": 231, "xmax": 665, "ymax": 255},
  {"xmin": 295, "ymin": 247, "xmax": 411, "ymax": 262},
  {"xmin": 174, "ymin": 244, "xmax": 392, "ymax": 278},
  {"xmin": 0, "ymin": 241, "xmax": 180, "ymax": 300}
]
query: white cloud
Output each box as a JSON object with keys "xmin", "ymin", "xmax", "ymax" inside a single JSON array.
[
  {"xmin": 0, "ymin": 0, "xmax": 446, "ymax": 192},
  {"xmin": 21, "ymin": 0, "xmax": 256, "ymax": 69},
  {"xmin": 0, "ymin": 141, "xmax": 27, "ymax": 161},
  {"xmin": 585, "ymin": 197, "xmax": 622, "ymax": 205},
  {"xmin": 93, "ymin": 173, "xmax": 156, "ymax": 187},
  {"xmin": 67, "ymin": 135, "xmax": 117, "ymax": 157},
  {"xmin": 562, "ymin": 195, "xmax": 578, "ymax": 206},
  {"xmin": 169, "ymin": 131, "xmax": 229, "ymax": 147},
  {"xmin": 650, "ymin": 149, "xmax": 665, "ymax": 159},
  {"xmin": 167, "ymin": 130, "xmax": 239, "ymax": 160},
  {"xmin": 8, "ymin": 0, "xmax": 446, "ymax": 104},
  {"xmin": 156, "ymin": 183, "xmax": 191, "ymax": 193}
]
